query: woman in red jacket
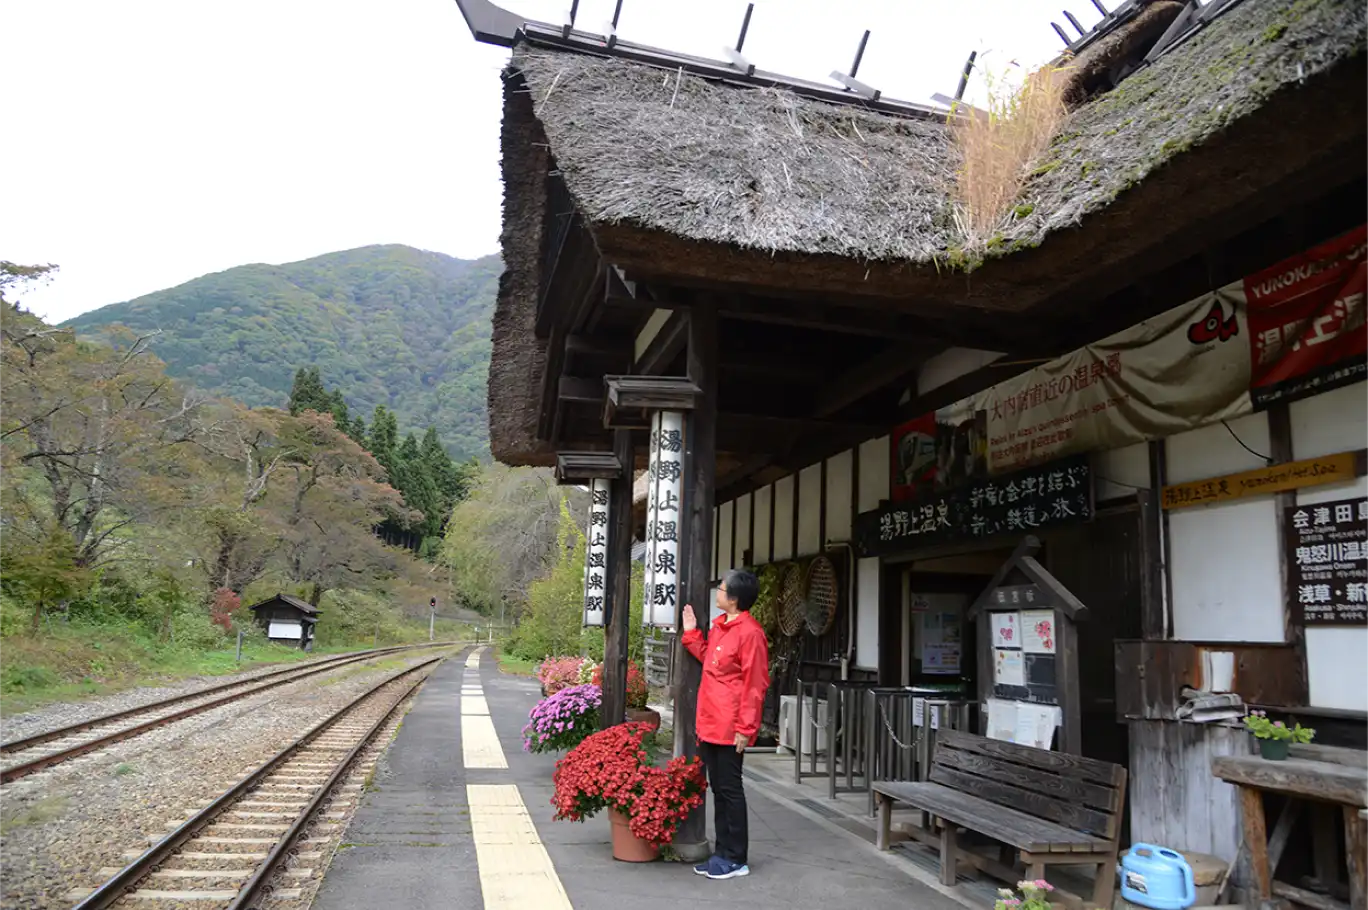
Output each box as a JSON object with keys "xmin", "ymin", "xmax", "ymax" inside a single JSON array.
[{"xmin": 681, "ymin": 569, "xmax": 770, "ymax": 880}]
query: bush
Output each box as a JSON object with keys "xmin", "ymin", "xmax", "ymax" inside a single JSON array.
[
  {"xmin": 537, "ymin": 656, "xmax": 586, "ymax": 695},
  {"xmin": 0, "ymin": 593, "xmax": 28, "ymax": 637},
  {"xmin": 169, "ymin": 608, "xmax": 229, "ymax": 651}
]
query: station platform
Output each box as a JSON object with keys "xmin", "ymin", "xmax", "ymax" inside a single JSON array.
[{"xmin": 313, "ymin": 648, "xmax": 972, "ymax": 910}]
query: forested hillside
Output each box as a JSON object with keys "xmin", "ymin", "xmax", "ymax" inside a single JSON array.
[{"xmin": 64, "ymin": 246, "xmax": 500, "ymax": 460}]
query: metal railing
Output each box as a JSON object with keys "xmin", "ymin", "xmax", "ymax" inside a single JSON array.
[
  {"xmin": 864, "ymin": 689, "xmax": 977, "ymax": 816},
  {"xmin": 792, "ymin": 678, "xmax": 881, "ymax": 798}
]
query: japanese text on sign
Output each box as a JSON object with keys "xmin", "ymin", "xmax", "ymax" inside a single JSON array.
[
  {"xmin": 855, "ymin": 455, "xmax": 1092, "ymax": 558},
  {"xmin": 643, "ymin": 410, "xmax": 685, "ymax": 628},
  {"xmin": 1287, "ymin": 497, "xmax": 1368, "ymax": 626},
  {"xmin": 582, "ymin": 478, "xmax": 611, "ymax": 627}
]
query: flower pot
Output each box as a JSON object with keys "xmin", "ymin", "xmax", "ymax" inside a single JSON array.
[
  {"xmin": 626, "ymin": 707, "xmax": 661, "ymax": 733},
  {"xmin": 609, "ymin": 809, "xmax": 659, "ymax": 862},
  {"xmin": 1259, "ymin": 738, "xmax": 1290, "ymax": 761}
]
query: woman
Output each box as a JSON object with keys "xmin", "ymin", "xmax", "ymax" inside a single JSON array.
[{"xmin": 680, "ymin": 569, "xmax": 770, "ymax": 881}]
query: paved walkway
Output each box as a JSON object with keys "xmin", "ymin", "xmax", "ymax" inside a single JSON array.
[{"xmin": 315, "ymin": 648, "xmax": 969, "ymax": 910}]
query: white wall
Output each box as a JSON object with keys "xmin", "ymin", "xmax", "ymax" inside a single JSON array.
[
  {"xmin": 773, "ymin": 475, "xmax": 795, "ymax": 561},
  {"xmin": 1095, "ymin": 441, "xmax": 1151, "ymax": 501},
  {"xmin": 917, "ymin": 348, "xmax": 1003, "ymax": 397},
  {"xmin": 1291, "ymin": 382, "xmax": 1368, "ymax": 712},
  {"xmin": 856, "ymin": 557, "xmax": 882, "ymax": 670},
  {"xmin": 753, "ymin": 485, "xmax": 773, "ymax": 565},
  {"xmin": 734, "ymin": 492, "xmax": 752, "ymax": 569},
  {"xmin": 718, "ymin": 500, "xmax": 735, "ymax": 579},
  {"xmin": 1167, "ymin": 412, "xmax": 1286, "ymax": 643},
  {"xmin": 826, "ymin": 450, "xmax": 854, "ymax": 543},
  {"xmin": 855, "ymin": 436, "xmax": 890, "ymax": 672},
  {"xmin": 798, "ymin": 464, "xmax": 823, "ymax": 556},
  {"xmin": 858, "ymin": 436, "xmax": 891, "ymax": 510}
]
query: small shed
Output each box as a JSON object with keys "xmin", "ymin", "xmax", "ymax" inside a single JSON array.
[{"xmin": 246, "ymin": 593, "xmax": 319, "ymax": 650}]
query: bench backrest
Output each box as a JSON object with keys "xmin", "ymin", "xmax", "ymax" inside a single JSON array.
[{"xmin": 928, "ymin": 729, "xmax": 1127, "ymax": 841}]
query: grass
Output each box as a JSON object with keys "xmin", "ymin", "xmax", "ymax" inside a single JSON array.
[
  {"xmin": 948, "ymin": 62, "xmax": 1068, "ymax": 250},
  {"xmin": 494, "ymin": 645, "xmax": 539, "ymax": 678},
  {"xmin": 0, "ymin": 617, "xmax": 459, "ymax": 716},
  {"xmin": 0, "ymin": 796, "xmax": 68, "ymax": 834}
]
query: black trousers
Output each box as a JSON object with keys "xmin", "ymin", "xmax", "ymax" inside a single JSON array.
[{"xmin": 699, "ymin": 740, "xmax": 748, "ymax": 865}]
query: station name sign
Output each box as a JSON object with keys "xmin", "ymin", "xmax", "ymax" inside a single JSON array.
[{"xmin": 854, "ymin": 455, "xmax": 1092, "ymax": 558}]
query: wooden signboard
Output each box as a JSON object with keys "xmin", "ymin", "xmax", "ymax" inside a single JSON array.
[
  {"xmin": 969, "ymin": 536, "xmax": 1088, "ymax": 755},
  {"xmin": 854, "ymin": 454, "xmax": 1092, "ymax": 558},
  {"xmin": 1161, "ymin": 449, "xmax": 1365, "ymax": 511}
]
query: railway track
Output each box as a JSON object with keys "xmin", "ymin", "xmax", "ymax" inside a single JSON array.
[
  {"xmin": 67, "ymin": 653, "xmax": 448, "ymax": 909},
  {"xmin": 0, "ymin": 641, "xmax": 460, "ymax": 784}
]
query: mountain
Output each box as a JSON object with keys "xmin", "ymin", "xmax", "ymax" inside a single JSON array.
[{"xmin": 65, "ymin": 245, "xmax": 501, "ymax": 460}]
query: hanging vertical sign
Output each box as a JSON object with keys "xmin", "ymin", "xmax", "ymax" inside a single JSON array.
[
  {"xmin": 582, "ymin": 478, "xmax": 611, "ymax": 627},
  {"xmin": 643, "ymin": 410, "xmax": 685, "ymax": 628}
]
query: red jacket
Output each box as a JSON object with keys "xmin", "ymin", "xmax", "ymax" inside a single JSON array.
[{"xmin": 682, "ymin": 611, "xmax": 770, "ymax": 746}]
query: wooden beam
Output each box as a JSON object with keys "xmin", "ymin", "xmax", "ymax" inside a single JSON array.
[
  {"xmin": 637, "ymin": 310, "xmax": 688, "ymax": 376},
  {"xmin": 601, "ymin": 429, "xmax": 634, "ymax": 728},
  {"xmin": 675, "ymin": 300, "xmax": 718, "ymax": 859},
  {"xmin": 603, "ymin": 375, "xmax": 700, "ymax": 428},
  {"xmin": 813, "ymin": 343, "xmax": 925, "ymax": 417},
  {"xmin": 566, "ymin": 333, "xmax": 629, "ymax": 357},
  {"xmin": 558, "ymin": 376, "xmax": 602, "ymax": 403}
]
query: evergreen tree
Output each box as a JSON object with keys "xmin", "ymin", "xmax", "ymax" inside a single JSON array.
[
  {"xmin": 368, "ymin": 406, "xmax": 400, "ymax": 476},
  {"xmin": 287, "ymin": 367, "xmax": 329, "ymax": 416}
]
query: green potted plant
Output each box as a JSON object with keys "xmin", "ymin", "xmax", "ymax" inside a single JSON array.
[{"xmin": 1243, "ymin": 709, "xmax": 1314, "ymax": 760}]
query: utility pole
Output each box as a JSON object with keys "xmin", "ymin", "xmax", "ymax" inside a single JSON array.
[{"xmin": 429, "ymin": 597, "xmax": 436, "ymax": 642}]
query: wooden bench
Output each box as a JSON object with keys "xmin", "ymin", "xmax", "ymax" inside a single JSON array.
[{"xmin": 873, "ymin": 729, "xmax": 1127, "ymax": 910}]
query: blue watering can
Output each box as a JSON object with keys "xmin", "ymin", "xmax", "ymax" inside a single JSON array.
[{"xmin": 1118, "ymin": 843, "xmax": 1196, "ymax": 910}]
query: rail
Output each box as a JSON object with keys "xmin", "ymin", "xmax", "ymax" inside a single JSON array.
[{"xmin": 70, "ymin": 654, "xmax": 448, "ymax": 909}]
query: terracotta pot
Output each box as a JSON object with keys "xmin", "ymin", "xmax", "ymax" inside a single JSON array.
[
  {"xmin": 1259, "ymin": 738, "xmax": 1290, "ymax": 761},
  {"xmin": 609, "ymin": 809, "xmax": 659, "ymax": 862},
  {"xmin": 626, "ymin": 707, "xmax": 661, "ymax": 732}
]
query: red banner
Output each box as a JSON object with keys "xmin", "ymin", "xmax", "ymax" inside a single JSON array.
[{"xmin": 1246, "ymin": 225, "xmax": 1367, "ymax": 409}]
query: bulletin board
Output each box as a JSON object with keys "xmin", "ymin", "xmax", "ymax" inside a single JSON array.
[{"xmin": 969, "ymin": 536, "xmax": 1087, "ymax": 754}]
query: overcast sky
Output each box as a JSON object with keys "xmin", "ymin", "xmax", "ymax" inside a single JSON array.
[{"xmin": 5, "ymin": 0, "xmax": 1090, "ymax": 323}]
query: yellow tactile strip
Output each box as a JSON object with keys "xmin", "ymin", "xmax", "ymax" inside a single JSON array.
[
  {"xmin": 461, "ymin": 714, "xmax": 507, "ymax": 770},
  {"xmin": 467, "ymin": 785, "xmax": 573, "ymax": 909}
]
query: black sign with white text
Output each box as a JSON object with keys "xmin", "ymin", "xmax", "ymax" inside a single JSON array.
[
  {"xmin": 854, "ymin": 455, "xmax": 1092, "ymax": 558},
  {"xmin": 1287, "ymin": 496, "xmax": 1368, "ymax": 626}
]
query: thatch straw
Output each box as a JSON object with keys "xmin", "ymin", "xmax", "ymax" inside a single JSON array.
[{"xmin": 511, "ymin": 50, "xmax": 958, "ymax": 264}]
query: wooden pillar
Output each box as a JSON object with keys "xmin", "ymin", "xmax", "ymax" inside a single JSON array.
[
  {"xmin": 673, "ymin": 305, "xmax": 717, "ymax": 862},
  {"xmin": 601, "ymin": 429, "xmax": 634, "ymax": 729}
]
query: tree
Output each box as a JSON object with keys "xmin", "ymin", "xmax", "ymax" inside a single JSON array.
[
  {"xmin": 2, "ymin": 302, "xmax": 215, "ymax": 568},
  {"xmin": 440, "ymin": 464, "xmax": 582, "ymax": 616}
]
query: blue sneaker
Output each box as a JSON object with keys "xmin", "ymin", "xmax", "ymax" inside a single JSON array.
[
  {"xmin": 693, "ymin": 855, "xmax": 721, "ymax": 876},
  {"xmin": 706, "ymin": 858, "xmax": 750, "ymax": 880}
]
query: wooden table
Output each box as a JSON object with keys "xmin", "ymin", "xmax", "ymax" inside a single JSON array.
[{"xmin": 1213, "ymin": 745, "xmax": 1368, "ymax": 910}]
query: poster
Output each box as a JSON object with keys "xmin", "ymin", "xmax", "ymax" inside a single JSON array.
[
  {"xmin": 1021, "ymin": 609, "xmax": 1056, "ymax": 654},
  {"xmin": 1244, "ymin": 226, "xmax": 1367, "ymax": 409},
  {"xmin": 985, "ymin": 699, "xmax": 1059, "ymax": 749},
  {"xmin": 994, "ymin": 649, "xmax": 1025, "ymax": 686},
  {"xmin": 922, "ymin": 643, "xmax": 962, "ymax": 675},
  {"xmin": 991, "ymin": 612, "xmax": 1020, "ymax": 649},
  {"xmin": 1287, "ymin": 497, "xmax": 1368, "ymax": 625}
]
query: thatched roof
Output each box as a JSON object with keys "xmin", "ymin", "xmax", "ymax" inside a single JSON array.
[{"xmin": 490, "ymin": 0, "xmax": 1365, "ymax": 466}]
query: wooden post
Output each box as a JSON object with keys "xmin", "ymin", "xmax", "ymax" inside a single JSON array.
[
  {"xmin": 673, "ymin": 304, "xmax": 717, "ymax": 863},
  {"xmin": 601, "ymin": 429, "xmax": 634, "ymax": 729}
]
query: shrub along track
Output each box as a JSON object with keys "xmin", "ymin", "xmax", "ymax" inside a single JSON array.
[
  {"xmin": 0, "ymin": 642, "xmax": 459, "ymax": 784},
  {"xmin": 65, "ymin": 654, "xmax": 450, "ymax": 909}
]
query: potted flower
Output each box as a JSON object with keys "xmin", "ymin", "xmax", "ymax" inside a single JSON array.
[
  {"xmin": 524, "ymin": 683, "xmax": 602, "ymax": 754},
  {"xmin": 996, "ymin": 879, "xmax": 1055, "ymax": 910},
  {"xmin": 591, "ymin": 661, "xmax": 658, "ymax": 731},
  {"xmin": 1243, "ymin": 709, "xmax": 1314, "ymax": 760},
  {"xmin": 552, "ymin": 722, "xmax": 706, "ymax": 862},
  {"xmin": 537, "ymin": 656, "xmax": 585, "ymax": 697}
]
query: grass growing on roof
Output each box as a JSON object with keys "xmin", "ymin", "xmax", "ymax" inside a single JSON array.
[{"xmin": 947, "ymin": 62, "xmax": 1069, "ymax": 252}]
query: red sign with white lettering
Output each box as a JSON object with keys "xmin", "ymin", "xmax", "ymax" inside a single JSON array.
[{"xmin": 1246, "ymin": 225, "xmax": 1367, "ymax": 409}]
